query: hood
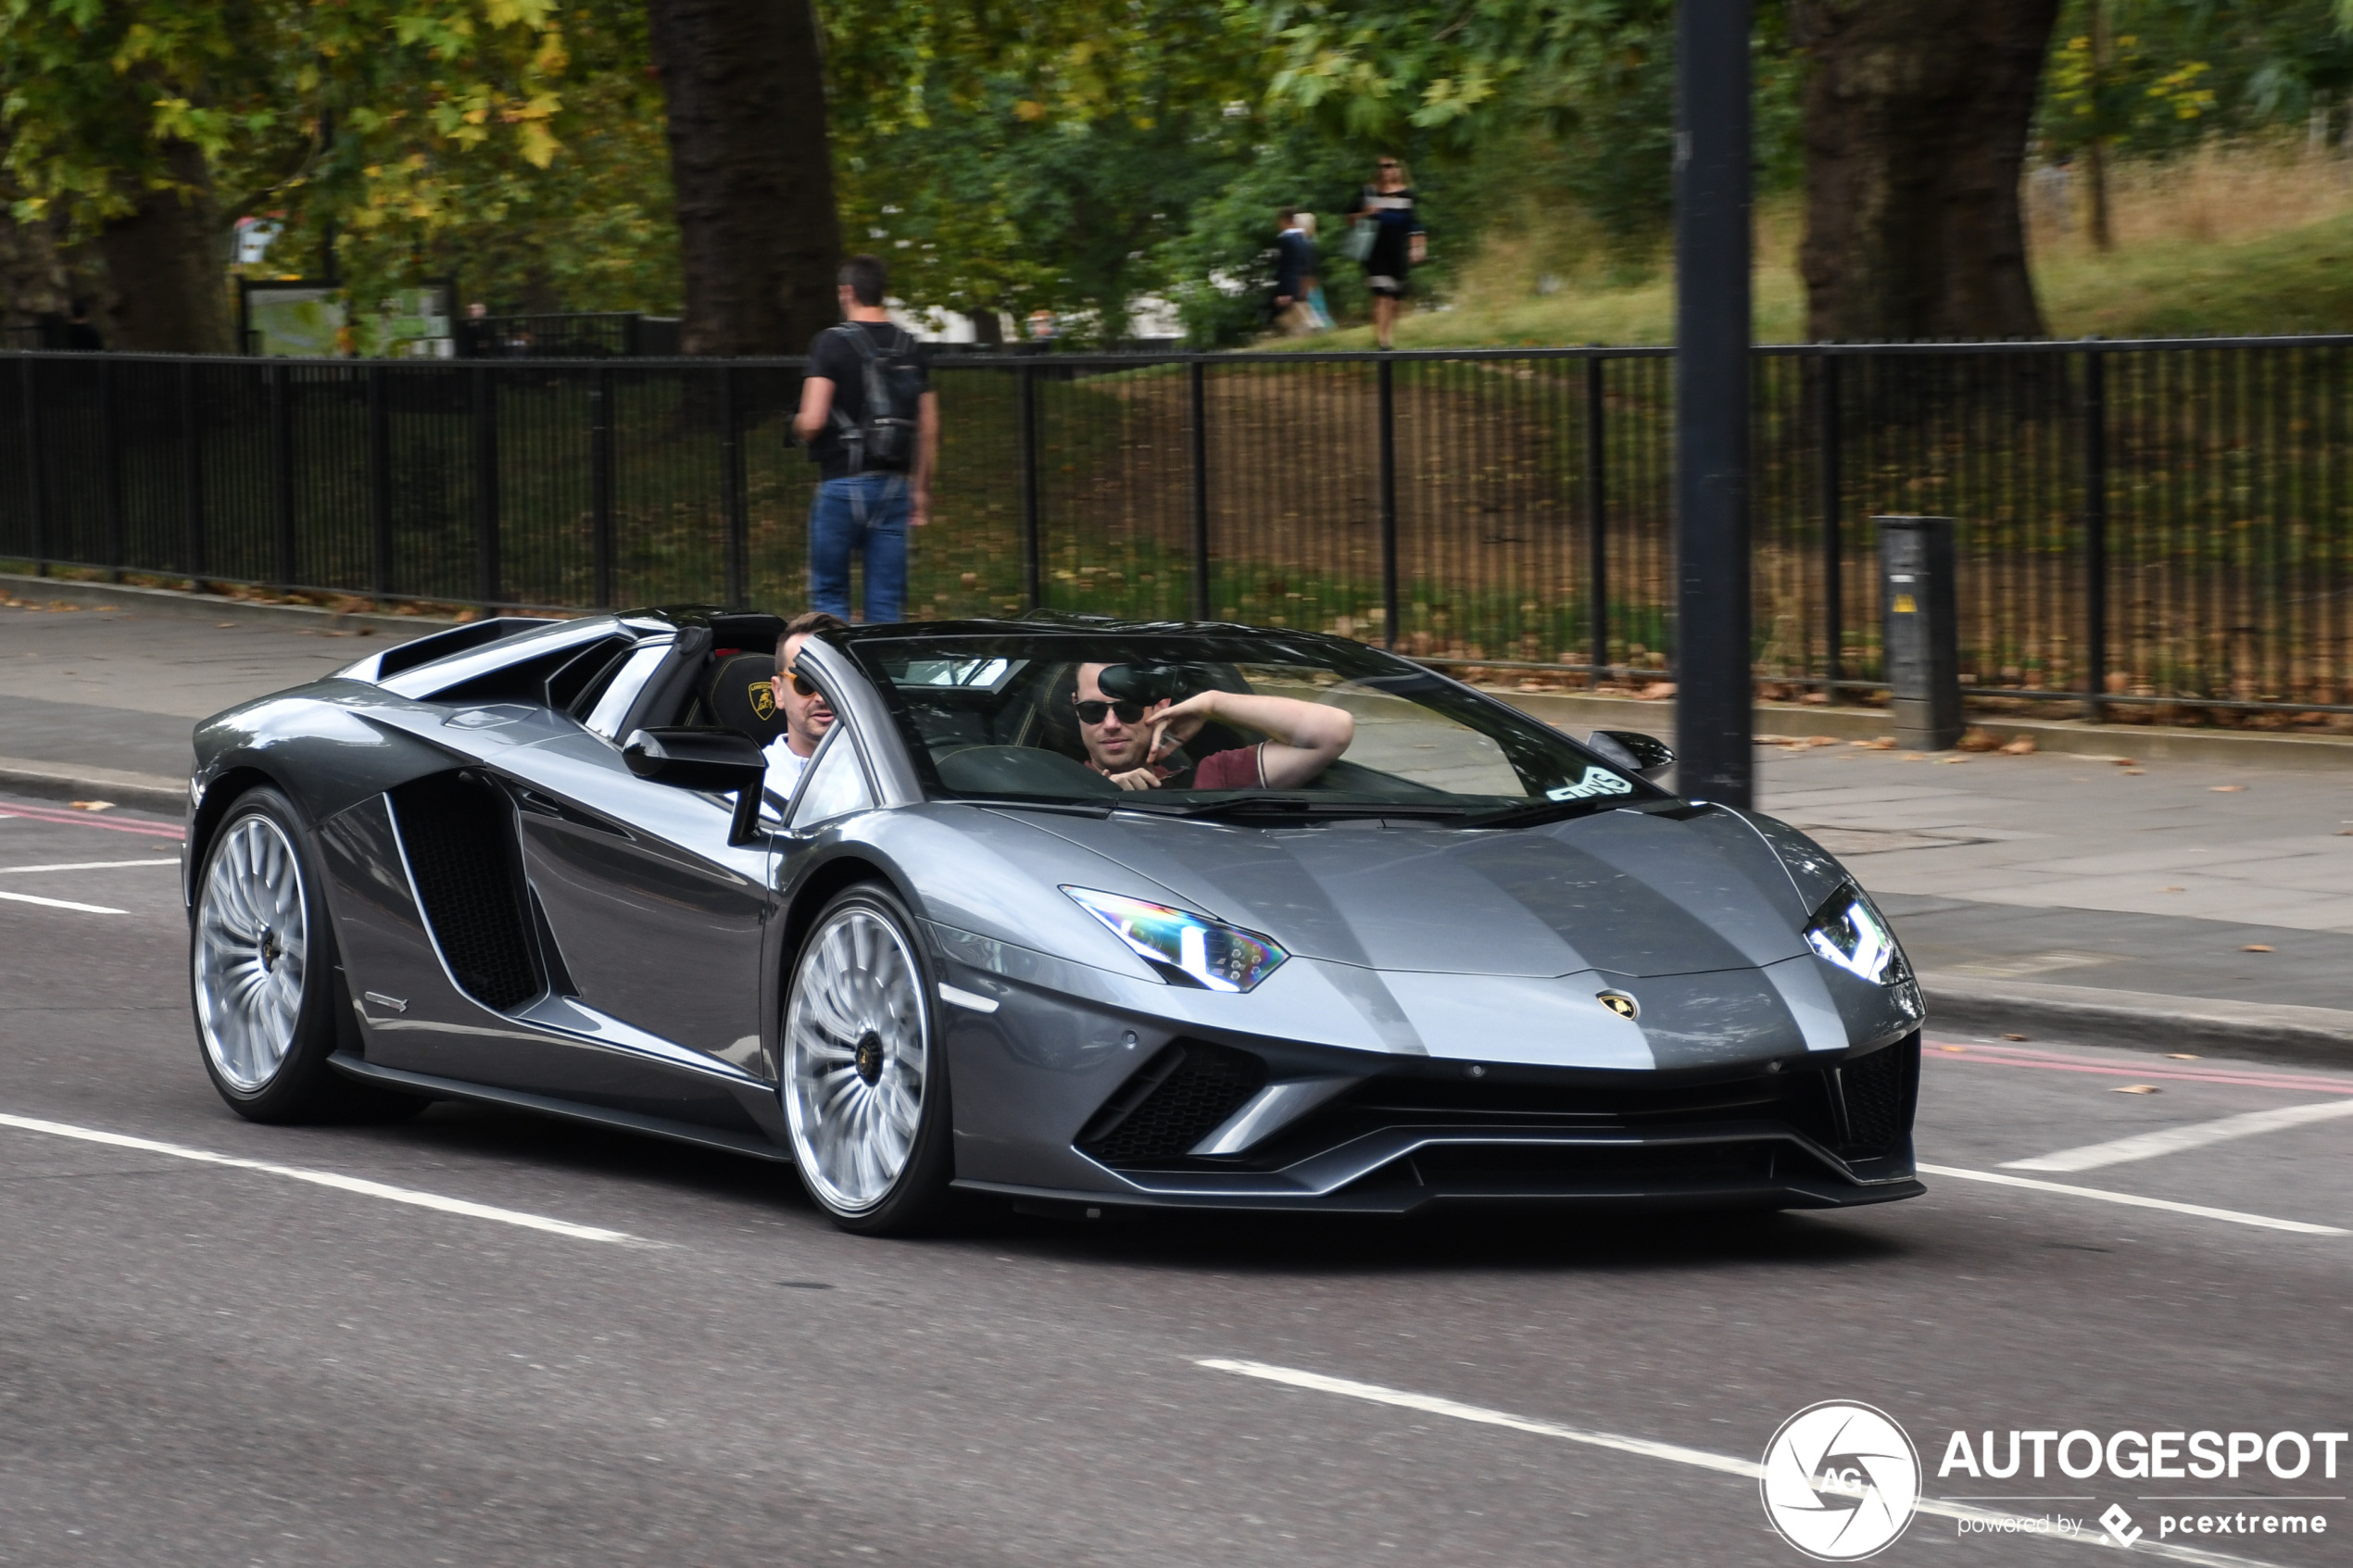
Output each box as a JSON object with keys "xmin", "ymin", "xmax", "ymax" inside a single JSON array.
[{"xmin": 1019, "ymin": 804, "xmax": 1813, "ymax": 979}]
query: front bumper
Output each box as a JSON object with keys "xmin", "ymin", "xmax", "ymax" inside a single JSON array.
[{"xmin": 953, "ymin": 1033, "xmax": 1925, "ymax": 1216}]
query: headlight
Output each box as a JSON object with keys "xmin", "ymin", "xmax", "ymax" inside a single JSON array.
[
  {"xmin": 1063, "ymin": 887, "xmax": 1288, "ymax": 993},
  {"xmin": 1804, "ymin": 884, "xmax": 1907, "ymax": 985}
]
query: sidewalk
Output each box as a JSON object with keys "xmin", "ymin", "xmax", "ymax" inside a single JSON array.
[{"xmin": 3, "ymin": 585, "xmax": 2347, "ymax": 1060}]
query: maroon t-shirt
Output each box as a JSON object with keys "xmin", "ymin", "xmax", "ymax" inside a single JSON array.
[{"xmin": 1090, "ymin": 745, "xmax": 1263, "ymax": 789}]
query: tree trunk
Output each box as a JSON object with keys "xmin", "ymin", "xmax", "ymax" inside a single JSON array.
[
  {"xmin": 646, "ymin": 0, "xmax": 843, "ymax": 356},
  {"xmin": 2085, "ymin": 0, "xmax": 2113, "ymax": 252},
  {"xmin": 1793, "ymin": 0, "xmax": 2060, "ymax": 342},
  {"xmin": 969, "ymin": 308, "xmax": 1003, "ymax": 346},
  {"xmin": 0, "ymin": 203, "xmax": 69, "ymax": 335},
  {"xmin": 96, "ymin": 139, "xmax": 233, "ymax": 353}
]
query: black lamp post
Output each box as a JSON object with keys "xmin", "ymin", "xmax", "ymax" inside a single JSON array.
[{"xmin": 1672, "ymin": 0, "xmax": 1753, "ymax": 808}]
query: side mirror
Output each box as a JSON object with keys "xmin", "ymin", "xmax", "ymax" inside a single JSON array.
[
  {"xmin": 1588, "ymin": 729, "xmax": 1676, "ymax": 781},
  {"xmin": 623, "ymin": 727, "xmax": 769, "ymax": 844}
]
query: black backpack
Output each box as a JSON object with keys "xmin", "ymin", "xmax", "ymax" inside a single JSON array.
[{"xmin": 827, "ymin": 323, "xmax": 925, "ymax": 472}]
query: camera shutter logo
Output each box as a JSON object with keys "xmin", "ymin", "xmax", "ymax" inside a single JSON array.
[{"xmin": 1759, "ymin": 1401, "xmax": 1921, "ymax": 1561}]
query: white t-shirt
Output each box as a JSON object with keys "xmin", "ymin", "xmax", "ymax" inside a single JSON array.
[{"xmin": 762, "ymin": 734, "xmax": 815, "ymax": 806}]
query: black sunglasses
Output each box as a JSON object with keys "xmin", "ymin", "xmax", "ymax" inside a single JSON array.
[
  {"xmin": 1073, "ymin": 698, "xmax": 1147, "ymax": 725},
  {"xmin": 777, "ymin": 668, "xmax": 820, "ymax": 698}
]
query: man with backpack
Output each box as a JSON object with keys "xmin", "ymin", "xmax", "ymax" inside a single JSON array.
[{"xmin": 792, "ymin": 254, "xmax": 938, "ymax": 623}]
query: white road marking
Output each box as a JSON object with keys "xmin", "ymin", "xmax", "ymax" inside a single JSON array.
[
  {"xmin": 1919, "ymin": 1162, "xmax": 2346, "ymax": 1235},
  {"xmin": 0, "ymin": 1112, "xmax": 660, "ymax": 1248},
  {"xmin": 0, "ymin": 859, "xmax": 179, "ymax": 874},
  {"xmin": 2005, "ymin": 1099, "xmax": 2353, "ymax": 1173},
  {"xmin": 0, "ymin": 889, "xmax": 126, "ymax": 914},
  {"xmin": 1196, "ymin": 1359, "xmax": 2287, "ymax": 1568}
]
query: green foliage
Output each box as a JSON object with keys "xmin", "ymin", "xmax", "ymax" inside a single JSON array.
[
  {"xmin": 2037, "ymin": 0, "xmax": 2353, "ymax": 157},
  {"xmin": 822, "ymin": 0, "xmax": 1268, "ymax": 341}
]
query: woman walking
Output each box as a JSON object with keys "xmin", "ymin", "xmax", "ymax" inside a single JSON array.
[{"xmin": 1348, "ymin": 157, "xmax": 1425, "ymax": 349}]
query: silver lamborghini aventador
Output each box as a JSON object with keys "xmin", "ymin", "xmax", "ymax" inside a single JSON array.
[{"xmin": 182, "ymin": 608, "xmax": 1926, "ymax": 1234}]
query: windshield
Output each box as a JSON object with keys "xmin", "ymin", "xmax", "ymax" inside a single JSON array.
[{"xmin": 846, "ymin": 632, "xmax": 1668, "ymax": 823}]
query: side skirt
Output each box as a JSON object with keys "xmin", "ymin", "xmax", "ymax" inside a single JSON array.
[{"xmin": 327, "ymin": 1051, "xmax": 793, "ymax": 1164}]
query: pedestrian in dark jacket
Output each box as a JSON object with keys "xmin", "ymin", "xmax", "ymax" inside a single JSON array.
[{"xmin": 1347, "ymin": 157, "xmax": 1425, "ymax": 349}]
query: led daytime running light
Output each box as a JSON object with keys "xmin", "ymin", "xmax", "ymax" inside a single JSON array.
[
  {"xmin": 1805, "ymin": 885, "xmax": 1904, "ymax": 985},
  {"xmin": 1063, "ymin": 887, "xmax": 1288, "ymax": 993}
]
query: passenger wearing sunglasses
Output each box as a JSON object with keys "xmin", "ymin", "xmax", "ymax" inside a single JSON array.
[
  {"xmin": 1072, "ymin": 662, "xmax": 1354, "ymax": 793},
  {"xmin": 763, "ymin": 610, "xmax": 849, "ymax": 797}
]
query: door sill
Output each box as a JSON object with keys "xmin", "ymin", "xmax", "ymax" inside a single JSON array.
[{"xmin": 328, "ymin": 1052, "xmax": 793, "ymax": 1164}]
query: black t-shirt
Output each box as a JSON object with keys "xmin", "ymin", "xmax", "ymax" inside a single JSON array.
[{"xmin": 805, "ymin": 320, "xmax": 930, "ymax": 479}]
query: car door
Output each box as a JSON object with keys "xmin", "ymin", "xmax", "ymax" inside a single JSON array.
[{"xmin": 484, "ymin": 636, "xmax": 778, "ymax": 1102}]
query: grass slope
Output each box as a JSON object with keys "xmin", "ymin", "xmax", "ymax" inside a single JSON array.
[{"xmin": 1282, "ymin": 205, "xmax": 2353, "ymax": 350}]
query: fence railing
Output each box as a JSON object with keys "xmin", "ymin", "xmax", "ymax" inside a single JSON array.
[
  {"xmin": 4, "ymin": 338, "xmax": 2350, "ymax": 721},
  {"xmin": 458, "ymin": 312, "xmax": 684, "ymax": 358}
]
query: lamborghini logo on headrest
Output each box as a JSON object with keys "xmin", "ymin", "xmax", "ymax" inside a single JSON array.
[{"xmin": 749, "ymin": 681, "xmax": 776, "ymax": 721}]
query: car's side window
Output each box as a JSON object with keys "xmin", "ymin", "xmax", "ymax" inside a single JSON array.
[
  {"xmin": 582, "ymin": 640, "xmax": 674, "ymax": 740},
  {"xmin": 790, "ymin": 728, "xmax": 875, "ymax": 829}
]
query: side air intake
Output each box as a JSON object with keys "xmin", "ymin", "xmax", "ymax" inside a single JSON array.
[
  {"xmin": 1836, "ymin": 1035, "xmax": 1919, "ymax": 1159},
  {"xmin": 389, "ymin": 772, "xmax": 541, "ymax": 1011},
  {"xmin": 1080, "ymin": 1041, "xmax": 1268, "ymax": 1165}
]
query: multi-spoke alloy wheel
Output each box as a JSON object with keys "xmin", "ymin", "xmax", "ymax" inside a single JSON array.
[
  {"xmin": 195, "ymin": 811, "xmax": 311, "ymax": 1094},
  {"xmin": 188, "ymin": 785, "xmax": 423, "ymax": 1124},
  {"xmin": 783, "ymin": 886, "xmax": 951, "ymax": 1231}
]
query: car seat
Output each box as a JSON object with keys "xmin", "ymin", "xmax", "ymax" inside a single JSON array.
[{"xmin": 698, "ymin": 650, "xmax": 786, "ymax": 746}]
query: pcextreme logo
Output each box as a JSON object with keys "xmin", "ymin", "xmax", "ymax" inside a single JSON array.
[{"xmin": 1760, "ymin": 1401, "xmax": 1922, "ymax": 1562}]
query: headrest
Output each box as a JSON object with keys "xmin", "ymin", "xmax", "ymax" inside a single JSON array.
[{"xmin": 701, "ymin": 651, "xmax": 785, "ymax": 745}]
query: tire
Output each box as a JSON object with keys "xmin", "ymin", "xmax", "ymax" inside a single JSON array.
[
  {"xmin": 781, "ymin": 883, "xmax": 954, "ymax": 1235},
  {"xmin": 190, "ymin": 785, "xmax": 426, "ymax": 1124}
]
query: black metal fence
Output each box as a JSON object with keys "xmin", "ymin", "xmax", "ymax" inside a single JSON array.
[
  {"xmin": 459, "ymin": 312, "xmax": 683, "ymax": 359},
  {"xmin": 4, "ymin": 339, "xmax": 2351, "ymax": 721}
]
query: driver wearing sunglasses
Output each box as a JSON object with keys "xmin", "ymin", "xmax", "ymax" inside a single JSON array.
[
  {"xmin": 763, "ymin": 610, "xmax": 849, "ymax": 798},
  {"xmin": 1072, "ymin": 662, "xmax": 1354, "ymax": 792}
]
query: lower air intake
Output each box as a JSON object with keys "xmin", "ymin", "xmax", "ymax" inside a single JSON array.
[
  {"xmin": 390, "ymin": 772, "xmax": 540, "ymax": 1011},
  {"xmin": 1083, "ymin": 1041, "xmax": 1267, "ymax": 1165},
  {"xmin": 1838, "ymin": 1035, "xmax": 1918, "ymax": 1158}
]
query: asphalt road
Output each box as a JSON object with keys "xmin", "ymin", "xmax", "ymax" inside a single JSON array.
[{"xmin": 2, "ymin": 790, "xmax": 2347, "ymax": 1568}]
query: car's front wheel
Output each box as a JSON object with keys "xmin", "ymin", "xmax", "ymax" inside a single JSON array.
[
  {"xmin": 192, "ymin": 785, "xmax": 423, "ymax": 1123},
  {"xmin": 781, "ymin": 884, "xmax": 953, "ymax": 1234}
]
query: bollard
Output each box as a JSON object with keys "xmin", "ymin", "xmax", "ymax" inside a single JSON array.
[{"xmin": 1877, "ymin": 515, "xmax": 1962, "ymax": 750}]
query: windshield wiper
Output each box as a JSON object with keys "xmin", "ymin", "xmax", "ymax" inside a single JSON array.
[
  {"xmin": 949, "ymin": 797, "xmax": 1116, "ymax": 819},
  {"xmin": 1466, "ymin": 797, "xmax": 1631, "ymax": 829},
  {"xmin": 1114, "ymin": 796, "xmax": 1471, "ymax": 822}
]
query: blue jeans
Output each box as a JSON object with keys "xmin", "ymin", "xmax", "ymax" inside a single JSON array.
[{"xmin": 809, "ymin": 472, "xmax": 911, "ymax": 624}]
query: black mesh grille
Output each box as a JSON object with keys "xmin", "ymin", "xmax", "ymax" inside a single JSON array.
[
  {"xmin": 391, "ymin": 773, "xmax": 540, "ymax": 1011},
  {"xmin": 1398, "ymin": 1141, "xmax": 1777, "ymax": 1190},
  {"xmin": 1838, "ymin": 1037, "xmax": 1917, "ymax": 1157},
  {"xmin": 1086, "ymin": 1042, "xmax": 1267, "ymax": 1165}
]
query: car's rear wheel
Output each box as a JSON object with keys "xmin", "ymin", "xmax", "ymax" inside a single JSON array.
[
  {"xmin": 781, "ymin": 884, "xmax": 953, "ymax": 1234},
  {"xmin": 192, "ymin": 786, "xmax": 424, "ymax": 1123}
]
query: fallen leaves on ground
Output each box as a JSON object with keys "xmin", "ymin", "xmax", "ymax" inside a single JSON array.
[
  {"xmin": 2114, "ymin": 1084, "xmax": 2161, "ymax": 1094},
  {"xmin": 1853, "ymin": 736, "xmax": 1898, "ymax": 749},
  {"xmin": 2210, "ymin": 784, "xmax": 2246, "ymax": 792},
  {"xmin": 1999, "ymin": 735, "xmax": 2037, "ymax": 755},
  {"xmin": 2242, "ymin": 944, "xmax": 2275, "ymax": 952},
  {"xmin": 67, "ymin": 801, "xmax": 113, "ymax": 812}
]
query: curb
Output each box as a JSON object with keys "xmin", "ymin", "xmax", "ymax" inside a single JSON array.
[
  {"xmin": 1496, "ymin": 691, "xmax": 2353, "ymax": 772},
  {"xmin": 0, "ymin": 573, "xmax": 461, "ymax": 638},
  {"xmin": 1919, "ymin": 972, "xmax": 2353, "ymax": 1069},
  {"xmin": 0, "ymin": 756, "xmax": 186, "ymax": 814}
]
